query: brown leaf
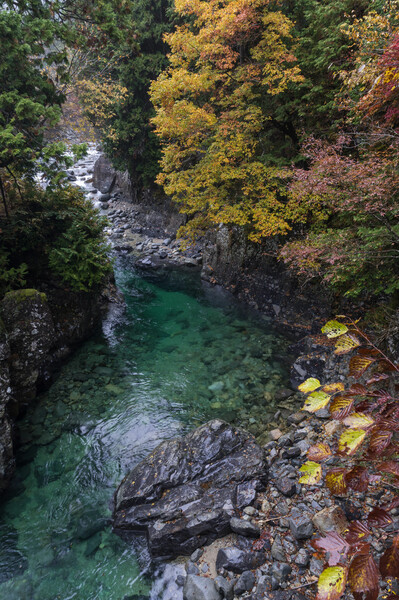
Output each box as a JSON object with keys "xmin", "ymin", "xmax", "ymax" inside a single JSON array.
[
  {"xmin": 367, "ymin": 507, "xmax": 393, "ymax": 528},
  {"xmin": 348, "ymin": 548, "xmax": 379, "ymax": 600},
  {"xmin": 368, "ymin": 429, "xmax": 393, "ymax": 455},
  {"xmin": 380, "ymin": 534, "xmax": 399, "ymax": 579},
  {"xmin": 312, "ymin": 532, "xmax": 350, "ymax": 566},
  {"xmin": 345, "ymin": 467, "xmax": 370, "ymax": 493},
  {"xmin": 326, "ymin": 468, "xmax": 348, "ymax": 496},
  {"xmin": 349, "ymin": 356, "xmax": 375, "ymax": 379}
]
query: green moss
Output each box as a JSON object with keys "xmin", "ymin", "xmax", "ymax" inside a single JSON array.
[{"xmin": 4, "ymin": 289, "xmax": 47, "ymax": 304}]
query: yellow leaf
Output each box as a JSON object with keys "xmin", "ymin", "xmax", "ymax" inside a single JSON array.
[
  {"xmin": 322, "ymin": 382, "xmax": 345, "ymax": 394},
  {"xmin": 316, "ymin": 566, "xmax": 347, "ymax": 600},
  {"xmin": 321, "ymin": 320, "xmax": 348, "ymax": 339},
  {"xmin": 298, "ymin": 377, "xmax": 321, "ymax": 393},
  {"xmin": 343, "ymin": 413, "xmax": 374, "ymax": 429},
  {"xmin": 299, "ymin": 460, "xmax": 322, "ymax": 484},
  {"xmin": 334, "ymin": 334, "xmax": 360, "ymax": 355},
  {"xmin": 338, "ymin": 429, "xmax": 367, "ymax": 455},
  {"xmin": 303, "ymin": 391, "xmax": 331, "ymax": 413},
  {"xmin": 307, "ymin": 443, "xmax": 332, "ymax": 462}
]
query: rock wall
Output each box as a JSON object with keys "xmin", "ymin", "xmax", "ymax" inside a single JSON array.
[
  {"xmin": 0, "ymin": 286, "xmax": 109, "ymax": 493},
  {"xmin": 201, "ymin": 227, "xmax": 332, "ymax": 337},
  {"xmin": 93, "ymin": 154, "xmax": 185, "ymax": 236}
]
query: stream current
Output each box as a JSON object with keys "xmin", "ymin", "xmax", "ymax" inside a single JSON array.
[{"xmin": 0, "ymin": 149, "xmax": 290, "ymax": 599}]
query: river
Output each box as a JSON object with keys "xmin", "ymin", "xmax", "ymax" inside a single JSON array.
[{"xmin": 0, "ymin": 150, "xmax": 290, "ymax": 600}]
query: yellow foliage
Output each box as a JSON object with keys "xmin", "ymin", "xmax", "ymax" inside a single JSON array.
[{"xmin": 150, "ymin": 0, "xmax": 304, "ymax": 242}]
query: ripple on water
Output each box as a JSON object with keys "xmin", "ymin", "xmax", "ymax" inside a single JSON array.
[{"xmin": 0, "ymin": 249, "xmax": 290, "ymax": 599}]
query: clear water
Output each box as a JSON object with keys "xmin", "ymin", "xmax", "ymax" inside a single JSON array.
[{"xmin": 0, "ymin": 257, "xmax": 289, "ymax": 599}]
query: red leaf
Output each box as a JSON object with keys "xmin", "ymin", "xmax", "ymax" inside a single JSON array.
[
  {"xmin": 348, "ymin": 549, "xmax": 379, "ymax": 600},
  {"xmin": 367, "ymin": 507, "xmax": 393, "ymax": 528},
  {"xmin": 345, "ymin": 467, "xmax": 370, "ymax": 492},
  {"xmin": 380, "ymin": 534, "xmax": 399, "ymax": 578},
  {"xmin": 330, "ymin": 396, "xmax": 354, "ymax": 420},
  {"xmin": 366, "ymin": 373, "xmax": 389, "ymax": 384},
  {"xmin": 345, "ymin": 521, "xmax": 371, "ymax": 545},
  {"xmin": 348, "ymin": 384, "xmax": 368, "ymax": 395},
  {"xmin": 368, "ymin": 429, "xmax": 393, "ymax": 455},
  {"xmin": 312, "ymin": 532, "xmax": 350, "ymax": 566},
  {"xmin": 378, "ymin": 461, "xmax": 399, "ymax": 478}
]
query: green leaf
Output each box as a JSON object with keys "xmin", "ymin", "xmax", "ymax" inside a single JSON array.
[
  {"xmin": 338, "ymin": 429, "xmax": 367, "ymax": 455},
  {"xmin": 298, "ymin": 377, "xmax": 321, "ymax": 393},
  {"xmin": 299, "ymin": 460, "xmax": 322, "ymax": 484},
  {"xmin": 303, "ymin": 391, "xmax": 330, "ymax": 413},
  {"xmin": 321, "ymin": 320, "xmax": 348, "ymax": 339},
  {"xmin": 316, "ymin": 566, "xmax": 347, "ymax": 600}
]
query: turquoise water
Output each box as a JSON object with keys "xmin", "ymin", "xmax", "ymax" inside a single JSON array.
[{"xmin": 0, "ymin": 257, "xmax": 289, "ymax": 600}]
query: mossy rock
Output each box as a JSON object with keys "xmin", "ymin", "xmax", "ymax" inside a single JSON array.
[{"xmin": 3, "ymin": 289, "xmax": 47, "ymax": 304}]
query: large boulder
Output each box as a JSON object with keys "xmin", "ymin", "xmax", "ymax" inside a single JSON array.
[
  {"xmin": 113, "ymin": 420, "xmax": 267, "ymax": 558},
  {"xmin": 0, "ymin": 319, "xmax": 14, "ymax": 491}
]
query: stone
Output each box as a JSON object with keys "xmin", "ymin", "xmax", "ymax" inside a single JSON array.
[
  {"xmin": 114, "ymin": 420, "xmax": 267, "ymax": 557},
  {"xmin": 215, "ymin": 575, "xmax": 234, "ymax": 600},
  {"xmin": 186, "ymin": 562, "xmax": 199, "ymax": 575},
  {"xmin": 271, "ymin": 536, "xmax": 285, "ymax": 562},
  {"xmin": 309, "ymin": 557, "xmax": 324, "ymax": 577},
  {"xmin": 230, "ymin": 517, "xmax": 260, "ymax": 538},
  {"xmin": 276, "ymin": 478, "xmax": 297, "ymax": 498},
  {"xmin": 312, "ymin": 506, "xmax": 348, "ymax": 535},
  {"xmin": 183, "ymin": 575, "xmax": 222, "ymax": 600},
  {"xmin": 294, "ymin": 549, "xmax": 310, "ymax": 568},
  {"xmin": 234, "ymin": 571, "xmax": 255, "ymax": 595},
  {"xmin": 216, "ymin": 547, "xmax": 266, "ymax": 574},
  {"xmin": 282, "ymin": 446, "xmax": 301, "ymax": 460},
  {"xmin": 288, "ymin": 511, "xmax": 314, "ymax": 540},
  {"xmin": 287, "ymin": 412, "xmax": 307, "ymax": 425},
  {"xmin": 190, "ymin": 548, "xmax": 204, "ymax": 562},
  {"xmin": 271, "ymin": 562, "xmax": 292, "ymax": 583},
  {"xmin": 269, "ymin": 429, "xmax": 283, "ymax": 441}
]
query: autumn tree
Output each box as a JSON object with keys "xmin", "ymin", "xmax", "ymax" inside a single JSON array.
[{"xmin": 150, "ymin": 0, "xmax": 304, "ymax": 242}]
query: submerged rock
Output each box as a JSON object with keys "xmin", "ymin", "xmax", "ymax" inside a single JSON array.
[{"xmin": 113, "ymin": 419, "xmax": 267, "ymax": 557}]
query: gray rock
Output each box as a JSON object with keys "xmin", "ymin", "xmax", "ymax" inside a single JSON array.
[
  {"xmin": 271, "ymin": 536, "xmax": 285, "ymax": 562},
  {"xmin": 288, "ymin": 510, "xmax": 314, "ymax": 540},
  {"xmin": 216, "ymin": 547, "xmax": 266, "ymax": 574},
  {"xmin": 276, "ymin": 478, "xmax": 297, "ymax": 497},
  {"xmin": 114, "ymin": 420, "xmax": 267, "ymax": 557},
  {"xmin": 271, "ymin": 562, "xmax": 292, "ymax": 583},
  {"xmin": 215, "ymin": 575, "xmax": 234, "ymax": 600},
  {"xmin": 183, "ymin": 575, "xmax": 222, "ymax": 600},
  {"xmin": 294, "ymin": 549, "xmax": 310, "ymax": 568},
  {"xmin": 234, "ymin": 570, "xmax": 256, "ymax": 595},
  {"xmin": 191, "ymin": 548, "xmax": 204, "ymax": 562},
  {"xmin": 309, "ymin": 557, "xmax": 324, "ymax": 577},
  {"xmin": 186, "ymin": 562, "xmax": 200, "ymax": 575},
  {"xmin": 230, "ymin": 517, "xmax": 260, "ymax": 538}
]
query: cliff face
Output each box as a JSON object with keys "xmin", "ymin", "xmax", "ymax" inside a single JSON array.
[
  {"xmin": 0, "ymin": 286, "xmax": 109, "ymax": 493},
  {"xmin": 201, "ymin": 227, "xmax": 332, "ymax": 337}
]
